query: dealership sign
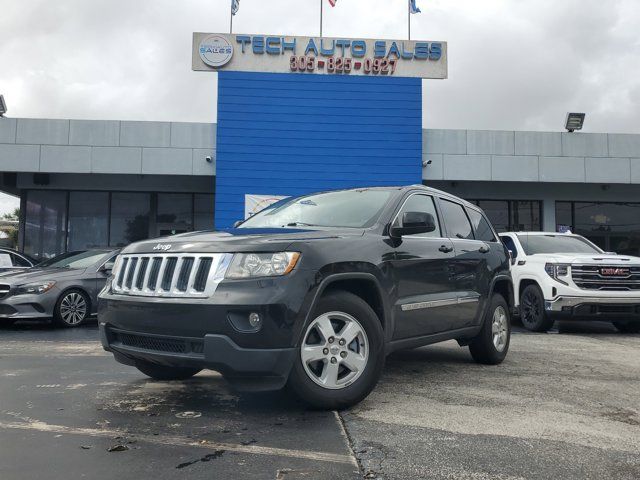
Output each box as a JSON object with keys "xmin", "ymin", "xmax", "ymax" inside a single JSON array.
[{"xmin": 193, "ymin": 33, "xmax": 447, "ymax": 79}]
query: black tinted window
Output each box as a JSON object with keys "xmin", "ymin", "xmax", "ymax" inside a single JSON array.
[
  {"xmin": 440, "ymin": 200, "xmax": 474, "ymax": 240},
  {"xmin": 467, "ymin": 209, "xmax": 496, "ymax": 242},
  {"xmin": 501, "ymin": 236, "xmax": 518, "ymax": 258},
  {"xmin": 394, "ymin": 194, "xmax": 441, "ymax": 237},
  {"xmin": 10, "ymin": 253, "xmax": 32, "ymax": 267}
]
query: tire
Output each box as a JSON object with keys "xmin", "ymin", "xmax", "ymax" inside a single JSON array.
[
  {"xmin": 613, "ymin": 321, "xmax": 640, "ymax": 333},
  {"xmin": 519, "ymin": 284, "xmax": 554, "ymax": 332},
  {"xmin": 287, "ymin": 291, "xmax": 385, "ymax": 410},
  {"xmin": 53, "ymin": 289, "xmax": 91, "ymax": 328},
  {"xmin": 135, "ymin": 360, "xmax": 201, "ymax": 381},
  {"xmin": 469, "ymin": 293, "xmax": 511, "ymax": 365}
]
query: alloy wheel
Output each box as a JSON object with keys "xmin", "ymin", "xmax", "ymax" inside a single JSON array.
[
  {"xmin": 521, "ymin": 290, "xmax": 541, "ymax": 326},
  {"xmin": 59, "ymin": 292, "xmax": 87, "ymax": 325},
  {"xmin": 300, "ymin": 311, "xmax": 369, "ymax": 390},
  {"xmin": 491, "ymin": 306, "xmax": 508, "ymax": 352}
]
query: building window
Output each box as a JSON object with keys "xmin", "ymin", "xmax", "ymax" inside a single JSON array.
[
  {"xmin": 157, "ymin": 193, "xmax": 193, "ymax": 237},
  {"xmin": 194, "ymin": 194, "xmax": 215, "ymax": 230},
  {"xmin": 469, "ymin": 200, "xmax": 542, "ymax": 232},
  {"xmin": 68, "ymin": 192, "xmax": 109, "ymax": 250},
  {"xmin": 24, "ymin": 190, "xmax": 67, "ymax": 260},
  {"xmin": 109, "ymin": 193, "xmax": 151, "ymax": 247},
  {"xmin": 555, "ymin": 201, "xmax": 640, "ymax": 256}
]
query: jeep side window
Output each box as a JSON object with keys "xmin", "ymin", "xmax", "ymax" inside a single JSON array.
[
  {"xmin": 502, "ymin": 236, "xmax": 518, "ymax": 258},
  {"xmin": 393, "ymin": 194, "xmax": 441, "ymax": 237},
  {"xmin": 440, "ymin": 199, "xmax": 474, "ymax": 240},
  {"xmin": 467, "ymin": 209, "xmax": 497, "ymax": 242}
]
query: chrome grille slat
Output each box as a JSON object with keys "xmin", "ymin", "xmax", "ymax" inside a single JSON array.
[
  {"xmin": 111, "ymin": 253, "xmax": 231, "ymax": 299},
  {"xmin": 572, "ymin": 264, "xmax": 640, "ymax": 291}
]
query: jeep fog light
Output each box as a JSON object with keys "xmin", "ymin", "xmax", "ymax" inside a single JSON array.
[{"xmin": 249, "ymin": 312, "xmax": 261, "ymax": 328}]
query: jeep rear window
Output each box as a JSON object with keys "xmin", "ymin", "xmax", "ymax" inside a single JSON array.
[
  {"xmin": 517, "ymin": 235, "xmax": 603, "ymax": 255},
  {"xmin": 239, "ymin": 190, "xmax": 392, "ymax": 229}
]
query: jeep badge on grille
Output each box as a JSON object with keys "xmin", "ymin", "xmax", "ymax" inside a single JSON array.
[{"xmin": 153, "ymin": 244, "xmax": 172, "ymax": 251}]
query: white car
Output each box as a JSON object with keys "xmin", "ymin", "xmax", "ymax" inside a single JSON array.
[{"xmin": 499, "ymin": 232, "xmax": 640, "ymax": 333}]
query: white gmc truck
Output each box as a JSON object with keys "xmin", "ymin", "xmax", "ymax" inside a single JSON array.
[{"xmin": 499, "ymin": 232, "xmax": 640, "ymax": 333}]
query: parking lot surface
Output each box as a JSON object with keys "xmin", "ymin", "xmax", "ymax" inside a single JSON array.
[{"xmin": 1, "ymin": 321, "xmax": 638, "ymax": 479}]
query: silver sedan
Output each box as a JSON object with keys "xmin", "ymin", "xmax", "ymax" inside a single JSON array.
[{"xmin": 0, "ymin": 249, "xmax": 119, "ymax": 328}]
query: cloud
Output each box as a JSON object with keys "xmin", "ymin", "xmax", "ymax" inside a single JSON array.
[{"xmin": 0, "ymin": 0, "xmax": 638, "ymax": 132}]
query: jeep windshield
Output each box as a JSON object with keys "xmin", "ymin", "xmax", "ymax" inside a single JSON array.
[
  {"xmin": 517, "ymin": 234, "xmax": 603, "ymax": 255},
  {"xmin": 238, "ymin": 189, "xmax": 393, "ymax": 229}
]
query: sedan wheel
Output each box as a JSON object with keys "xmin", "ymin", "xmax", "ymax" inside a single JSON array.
[{"xmin": 54, "ymin": 290, "xmax": 90, "ymax": 328}]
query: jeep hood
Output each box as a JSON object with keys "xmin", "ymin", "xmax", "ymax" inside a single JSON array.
[{"xmin": 123, "ymin": 228, "xmax": 366, "ymax": 254}]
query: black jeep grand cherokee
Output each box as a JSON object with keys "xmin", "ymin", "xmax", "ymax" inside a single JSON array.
[{"xmin": 99, "ymin": 186, "xmax": 513, "ymax": 409}]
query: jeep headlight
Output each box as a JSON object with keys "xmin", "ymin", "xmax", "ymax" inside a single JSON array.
[
  {"xmin": 226, "ymin": 252, "xmax": 300, "ymax": 279},
  {"xmin": 15, "ymin": 281, "xmax": 56, "ymax": 295},
  {"xmin": 544, "ymin": 263, "xmax": 569, "ymax": 285}
]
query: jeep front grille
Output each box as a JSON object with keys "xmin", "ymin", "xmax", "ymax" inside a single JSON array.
[
  {"xmin": 111, "ymin": 253, "xmax": 232, "ymax": 298},
  {"xmin": 572, "ymin": 265, "xmax": 640, "ymax": 291}
]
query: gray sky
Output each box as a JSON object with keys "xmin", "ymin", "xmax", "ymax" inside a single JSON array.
[{"xmin": 1, "ymin": 0, "xmax": 639, "ymax": 133}]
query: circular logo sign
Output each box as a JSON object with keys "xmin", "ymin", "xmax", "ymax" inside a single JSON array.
[{"xmin": 199, "ymin": 35, "xmax": 233, "ymax": 68}]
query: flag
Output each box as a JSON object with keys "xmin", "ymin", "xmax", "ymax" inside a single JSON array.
[
  {"xmin": 231, "ymin": 0, "xmax": 240, "ymax": 16},
  {"xmin": 328, "ymin": 0, "xmax": 337, "ymax": 6},
  {"xmin": 410, "ymin": 0, "xmax": 421, "ymax": 14}
]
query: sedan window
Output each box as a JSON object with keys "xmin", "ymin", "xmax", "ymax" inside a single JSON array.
[{"xmin": 38, "ymin": 251, "xmax": 111, "ymax": 269}]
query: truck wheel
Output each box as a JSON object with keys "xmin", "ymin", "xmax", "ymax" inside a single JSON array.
[
  {"xmin": 287, "ymin": 291, "xmax": 385, "ymax": 410},
  {"xmin": 53, "ymin": 289, "xmax": 90, "ymax": 328},
  {"xmin": 469, "ymin": 293, "xmax": 511, "ymax": 365},
  {"xmin": 520, "ymin": 284, "xmax": 554, "ymax": 332},
  {"xmin": 613, "ymin": 321, "xmax": 640, "ymax": 333},
  {"xmin": 135, "ymin": 360, "xmax": 201, "ymax": 381}
]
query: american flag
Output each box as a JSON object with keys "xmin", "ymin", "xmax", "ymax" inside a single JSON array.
[
  {"xmin": 231, "ymin": 0, "xmax": 240, "ymax": 16},
  {"xmin": 328, "ymin": 0, "xmax": 337, "ymax": 6}
]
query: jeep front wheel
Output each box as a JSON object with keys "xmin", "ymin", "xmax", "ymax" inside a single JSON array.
[{"xmin": 287, "ymin": 291, "xmax": 384, "ymax": 409}]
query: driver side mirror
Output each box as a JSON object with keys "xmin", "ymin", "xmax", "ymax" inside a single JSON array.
[
  {"xmin": 100, "ymin": 261, "xmax": 115, "ymax": 273},
  {"xmin": 390, "ymin": 212, "xmax": 437, "ymax": 238},
  {"xmin": 508, "ymin": 250, "xmax": 516, "ymax": 266}
]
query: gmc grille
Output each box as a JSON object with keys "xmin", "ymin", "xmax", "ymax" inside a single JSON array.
[
  {"xmin": 572, "ymin": 265, "xmax": 640, "ymax": 291},
  {"xmin": 111, "ymin": 253, "xmax": 231, "ymax": 298}
]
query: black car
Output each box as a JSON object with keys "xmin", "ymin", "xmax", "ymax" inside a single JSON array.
[{"xmin": 99, "ymin": 186, "xmax": 513, "ymax": 409}]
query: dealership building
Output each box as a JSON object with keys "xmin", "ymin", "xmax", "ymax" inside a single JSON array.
[{"xmin": 1, "ymin": 33, "xmax": 640, "ymax": 259}]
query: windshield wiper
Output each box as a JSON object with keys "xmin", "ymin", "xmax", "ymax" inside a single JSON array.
[{"xmin": 285, "ymin": 222, "xmax": 323, "ymax": 227}]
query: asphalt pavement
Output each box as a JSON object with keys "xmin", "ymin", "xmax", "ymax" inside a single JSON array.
[{"xmin": 0, "ymin": 320, "xmax": 638, "ymax": 479}]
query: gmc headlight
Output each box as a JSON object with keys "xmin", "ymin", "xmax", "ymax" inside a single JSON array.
[
  {"xmin": 544, "ymin": 263, "xmax": 569, "ymax": 285},
  {"xmin": 226, "ymin": 252, "xmax": 300, "ymax": 279},
  {"xmin": 15, "ymin": 281, "xmax": 56, "ymax": 295}
]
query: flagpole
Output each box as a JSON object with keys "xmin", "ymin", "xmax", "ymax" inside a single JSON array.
[
  {"xmin": 320, "ymin": 0, "xmax": 323, "ymax": 37},
  {"xmin": 230, "ymin": 1, "xmax": 233, "ymax": 34},
  {"xmin": 408, "ymin": 0, "xmax": 411, "ymax": 40}
]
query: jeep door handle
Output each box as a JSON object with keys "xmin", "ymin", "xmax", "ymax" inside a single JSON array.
[
  {"xmin": 479, "ymin": 245, "xmax": 490, "ymax": 254},
  {"xmin": 439, "ymin": 245, "xmax": 454, "ymax": 253}
]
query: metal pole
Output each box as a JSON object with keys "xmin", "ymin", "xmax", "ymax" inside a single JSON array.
[
  {"xmin": 230, "ymin": 0, "xmax": 233, "ymax": 34},
  {"xmin": 408, "ymin": 0, "xmax": 411, "ymax": 40},
  {"xmin": 320, "ymin": 0, "xmax": 323, "ymax": 37}
]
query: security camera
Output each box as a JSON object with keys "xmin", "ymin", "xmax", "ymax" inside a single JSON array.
[
  {"xmin": 421, "ymin": 159, "xmax": 433, "ymax": 167},
  {"xmin": 205, "ymin": 156, "xmax": 213, "ymax": 163}
]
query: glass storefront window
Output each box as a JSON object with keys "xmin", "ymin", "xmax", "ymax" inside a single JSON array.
[
  {"xmin": 109, "ymin": 193, "xmax": 151, "ymax": 247},
  {"xmin": 470, "ymin": 200, "xmax": 542, "ymax": 232},
  {"xmin": 194, "ymin": 194, "xmax": 215, "ymax": 231},
  {"xmin": 24, "ymin": 191, "xmax": 67, "ymax": 260},
  {"xmin": 556, "ymin": 202, "xmax": 640, "ymax": 256},
  {"xmin": 68, "ymin": 192, "xmax": 109, "ymax": 250},
  {"xmin": 157, "ymin": 193, "xmax": 193, "ymax": 237}
]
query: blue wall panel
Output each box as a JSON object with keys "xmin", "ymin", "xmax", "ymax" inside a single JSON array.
[{"xmin": 215, "ymin": 71, "xmax": 422, "ymax": 228}]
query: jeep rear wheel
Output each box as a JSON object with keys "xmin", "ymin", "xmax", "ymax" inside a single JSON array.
[
  {"xmin": 469, "ymin": 293, "xmax": 511, "ymax": 364},
  {"xmin": 288, "ymin": 291, "xmax": 384, "ymax": 409},
  {"xmin": 520, "ymin": 284, "xmax": 554, "ymax": 332},
  {"xmin": 613, "ymin": 321, "xmax": 640, "ymax": 333}
]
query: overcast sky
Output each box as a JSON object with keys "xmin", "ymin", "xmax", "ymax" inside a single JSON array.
[{"xmin": 1, "ymin": 0, "xmax": 639, "ymax": 213}]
